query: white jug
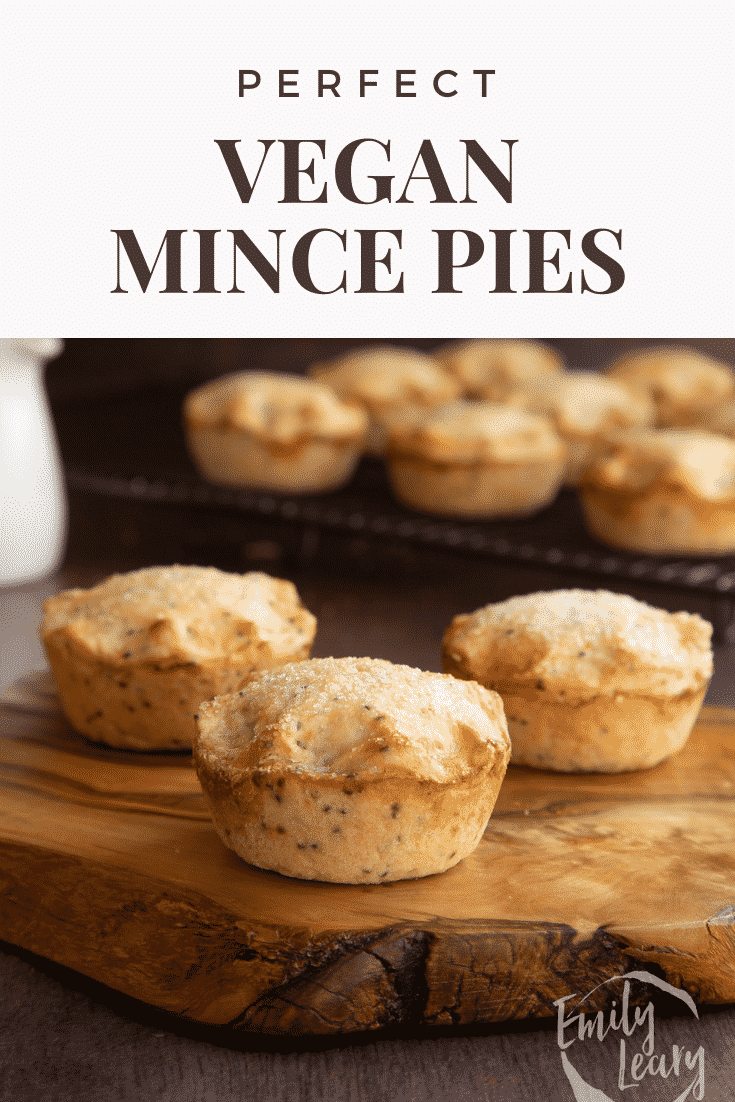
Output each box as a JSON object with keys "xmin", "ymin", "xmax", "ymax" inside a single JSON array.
[{"xmin": 0, "ymin": 339, "xmax": 67, "ymax": 585}]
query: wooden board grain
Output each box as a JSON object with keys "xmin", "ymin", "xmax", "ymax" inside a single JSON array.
[{"xmin": 1, "ymin": 670, "xmax": 733, "ymax": 1035}]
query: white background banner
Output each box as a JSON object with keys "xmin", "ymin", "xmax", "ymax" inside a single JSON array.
[{"xmin": 3, "ymin": 1, "xmax": 733, "ymax": 336}]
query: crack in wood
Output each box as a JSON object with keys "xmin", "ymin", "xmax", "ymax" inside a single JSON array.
[{"xmin": 2, "ymin": 685, "xmax": 734, "ymax": 1034}]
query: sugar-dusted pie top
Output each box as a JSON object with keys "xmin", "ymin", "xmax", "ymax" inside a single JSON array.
[
  {"xmin": 387, "ymin": 401, "xmax": 565, "ymax": 465},
  {"xmin": 183, "ymin": 372, "xmax": 367, "ymax": 445},
  {"xmin": 195, "ymin": 656, "xmax": 509, "ymax": 784},
  {"xmin": 443, "ymin": 588, "xmax": 712, "ymax": 699},
  {"xmin": 41, "ymin": 565, "xmax": 316, "ymax": 667}
]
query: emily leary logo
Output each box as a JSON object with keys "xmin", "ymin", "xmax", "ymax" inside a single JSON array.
[{"xmin": 554, "ymin": 971, "xmax": 706, "ymax": 1102}]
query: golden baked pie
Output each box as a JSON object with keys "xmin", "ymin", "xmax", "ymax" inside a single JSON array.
[
  {"xmin": 194, "ymin": 656, "xmax": 510, "ymax": 882},
  {"xmin": 184, "ymin": 372, "xmax": 368, "ymax": 493},
  {"xmin": 443, "ymin": 589, "xmax": 712, "ymax": 773},
  {"xmin": 41, "ymin": 565, "xmax": 317, "ymax": 750},
  {"xmin": 386, "ymin": 400, "xmax": 566, "ymax": 517}
]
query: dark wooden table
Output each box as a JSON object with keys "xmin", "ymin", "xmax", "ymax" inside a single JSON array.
[{"xmin": 1, "ymin": 556, "xmax": 734, "ymax": 1102}]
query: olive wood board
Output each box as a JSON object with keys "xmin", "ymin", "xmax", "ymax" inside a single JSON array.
[{"xmin": 1, "ymin": 670, "xmax": 734, "ymax": 1036}]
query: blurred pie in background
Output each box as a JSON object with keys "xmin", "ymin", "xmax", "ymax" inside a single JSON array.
[
  {"xmin": 385, "ymin": 400, "xmax": 567, "ymax": 518},
  {"xmin": 605, "ymin": 346, "xmax": 735, "ymax": 428},
  {"xmin": 578, "ymin": 427, "xmax": 735, "ymax": 555},
  {"xmin": 183, "ymin": 371, "xmax": 368, "ymax": 493},
  {"xmin": 308, "ymin": 344, "xmax": 460, "ymax": 455},
  {"xmin": 511, "ymin": 371, "xmax": 656, "ymax": 484},
  {"xmin": 433, "ymin": 339, "xmax": 565, "ymax": 401}
]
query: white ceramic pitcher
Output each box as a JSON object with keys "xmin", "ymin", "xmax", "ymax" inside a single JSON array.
[{"xmin": 0, "ymin": 339, "xmax": 66, "ymax": 585}]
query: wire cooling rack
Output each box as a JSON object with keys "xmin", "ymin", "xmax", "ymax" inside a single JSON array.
[
  {"xmin": 54, "ymin": 386, "xmax": 735, "ymax": 637},
  {"xmin": 65, "ymin": 462, "xmax": 735, "ymax": 597}
]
